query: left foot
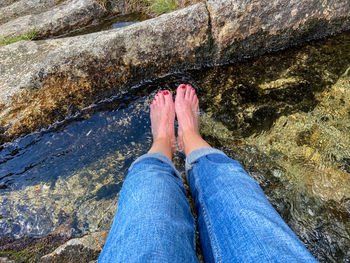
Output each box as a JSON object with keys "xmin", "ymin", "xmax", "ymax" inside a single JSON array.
[{"xmin": 148, "ymin": 90, "xmax": 176, "ymax": 158}]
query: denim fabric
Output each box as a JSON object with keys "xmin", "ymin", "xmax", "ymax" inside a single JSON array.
[
  {"xmin": 99, "ymin": 149, "xmax": 317, "ymax": 263},
  {"xmin": 187, "ymin": 148, "xmax": 317, "ymax": 263},
  {"xmin": 98, "ymin": 153, "xmax": 199, "ymax": 263}
]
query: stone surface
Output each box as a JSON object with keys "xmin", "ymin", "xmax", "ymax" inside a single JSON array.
[
  {"xmin": 1, "ymin": 0, "xmax": 350, "ymax": 144},
  {"xmin": 40, "ymin": 231, "xmax": 108, "ymax": 262},
  {"xmin": 0, "ymin": 3, "xmax": 210, "ymax": 143},
  {"xmin": 0, "ymin": 0, "xmax": 106, "ymax": 39},
  {"xmin": 0, "ymin": 0, "xmax": 19, "ymax": 8},
  {"xmin": 207, "ymin": 0, "xmax": 350, "ymax": 62},
  {"xmin": 0, "ymin": 0, "xmax": 58, "ymax": 25}
]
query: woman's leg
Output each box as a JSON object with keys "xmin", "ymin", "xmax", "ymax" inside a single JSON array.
[
  {"xmin": 98, "ymin": 91, "xmax": 198, "ymax": 263},
  {"xmin": 175, "ymin": 84, "xmax": 317, "ymax": 263}
]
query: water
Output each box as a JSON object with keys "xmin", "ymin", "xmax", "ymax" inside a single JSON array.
[
  {"xmin": 1, "ymin": 31, "xmax": 350, "ymax": 262},
  {"xmin": 59, "ymin": 13, "xmax": 149, "ymax": 38}
]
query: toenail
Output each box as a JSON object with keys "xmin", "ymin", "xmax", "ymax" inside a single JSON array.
[
  {"xmin": 163, "ymin": 91, "xmax": 169, "ymax": 95},
  {"xmin": 186, "ymin": 84, "xmax": 191, "ymax": 88},
  {"xmin": 180, "ymin": 84, "xmax": 186, "ymax": 89}
]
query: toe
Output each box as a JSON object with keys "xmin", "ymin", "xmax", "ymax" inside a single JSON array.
[
  {"xmin": 190, "ymin": 87, "xmax": 196, "ymax": 100},
  {"xmin": 158, "ymin": 91, "xmax": 165, "ymax": 105},
  {"xmin": 154, "ymin": 93, "xmax": 160, "ymax": 104},
  {"xmin": 185, "ymin": 84, "xmax": 192, "ymax": 100},
  {"xmin": 163, "ymin": 90, "xmax": 173, "ymax": 105},
  {"xmin": 192, "ymin": 89, "xmax": 198, "ymax": 102},
  {"xmin": 176, "ymin": 84, "xmax": 186, "ymax": 101}
]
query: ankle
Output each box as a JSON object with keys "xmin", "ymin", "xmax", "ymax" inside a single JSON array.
[
  {"xmin": 148, "ymin": 137, "xmax": 174, "ymax": 160},
  {"xmin": 154, "ymin": 137, "xmax": 173, "ymax": 145},
  {"xmin": 182, "ymin": 131, "xmax": 211, "ymax": 156}
]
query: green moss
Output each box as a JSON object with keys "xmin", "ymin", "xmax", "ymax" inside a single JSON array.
[
  {"xmin": 0, "ymin": 28, "xmax": 37, "ymax": 46},
  {"xmin": 146, "ymin": 0, "xmax": 177, "ymax": 15},
  {"xmin": 55, "ymin": 0, "xmax": 66, "ymax": 5}
]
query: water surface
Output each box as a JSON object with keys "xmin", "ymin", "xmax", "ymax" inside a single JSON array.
[{"xmin": 1, "ymin": 31, "xmax": 350, "ymax": 262}]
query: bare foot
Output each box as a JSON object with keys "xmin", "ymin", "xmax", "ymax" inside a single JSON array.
[
  {"xmin": 175, "ymin": 84, "xmax": 210, "ymax": 156},
  {"xmin": 148, "ymin": 90, "xmax": 176, "ymax": 160}
]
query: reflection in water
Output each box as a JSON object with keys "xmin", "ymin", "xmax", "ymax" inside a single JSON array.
[
  {"xmin": 59, "ymin": 13, "xmax": 149, "ymax": 38},
  {"xmin": 1, "ymin": 31, "xmax": 350, "ymax": 262}
]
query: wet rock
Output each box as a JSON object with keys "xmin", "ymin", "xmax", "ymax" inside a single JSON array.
[
  {"xmin": 0, "ymin": 3, "xmax": 209, "ymax": 143},
  {"xmin": 0, "ymin": 0, "xmax": 106, "ymax": 39},
  {"xmin": 40, "ymin": 231, "xmax": 108, "ymax": 263},
  {"xmin": 0, "ymin": 0, "xmax": 58, "ymax": 25},
  {"xmin": 0, "ymin": 234, "xmax": 71, "ymax": 262}
]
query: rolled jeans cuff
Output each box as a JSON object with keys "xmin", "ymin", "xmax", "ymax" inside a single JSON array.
[
  {"xmin": 128, "ymin": 152, "xmax": 183, "ymax": 180},
  {"xmin": 185, "ymin": 148, "xmax": 227, "ymax": 178}
]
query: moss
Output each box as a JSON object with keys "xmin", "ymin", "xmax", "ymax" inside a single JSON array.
[
  {"xmin": 0, "ymin": 235, "xmax": 69, "ymax": 262},
  {"xmin": 55, "ymin": 0, "xmax": 66, "ymax": 5},
  {"xmin": 0, "ymin": 28, "xmax": 37, "ymax": 46},
  {"xmin": 146, "ymin": 0, "xmax": 177, "ymax": 16}
]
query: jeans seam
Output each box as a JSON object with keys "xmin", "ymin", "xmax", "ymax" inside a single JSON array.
[{"xmin": 195, "ymin": 176, "xmax": 222, "ymax": 263}]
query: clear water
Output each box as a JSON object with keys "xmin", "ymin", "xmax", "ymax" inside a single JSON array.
[
  {"xmin": 1, "ymin": 31, "xmax": 350, "ymax": 262},
  {"xmin": 59, "ymin": 13, "xmax": 149, "ymax": 38}
]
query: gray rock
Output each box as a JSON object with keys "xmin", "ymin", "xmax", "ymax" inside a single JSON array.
[
  {"xmin": 0, "ymin": 0, "xmax": 106, "ymax": 39},
  {"xmin": 0, "ymin": 0, "xmax": 19, "ymax": 8},
  {"xmin": 40, "ymin": 231, "xmax": 108, "ymax": 263},
  {"xmin": 0, "ymin": 3, "xmax": 209, "ymax": 142},
  {"xmin": 207, "ymin": 0, "xmax": 350, "ymax": 62},
  {"xmin": 0, "ymin": 0, "xmax": 58, "ymax": 24}
]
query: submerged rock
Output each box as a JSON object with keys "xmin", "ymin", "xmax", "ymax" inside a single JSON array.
[{"xmin": 40, "ymin": 231, "xmax": 108, "ymax": 263}]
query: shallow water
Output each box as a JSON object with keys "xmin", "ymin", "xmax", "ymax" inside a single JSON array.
[
  {"xmin": 58, "ymin": 12, "xmax": 148, "ymax": 38},
  {"xmin": 1, "ymin": 31, "xmax": 350, "ymax": 262}
]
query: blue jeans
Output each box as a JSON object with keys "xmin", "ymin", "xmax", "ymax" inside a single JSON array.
[{"xmin": 98, "ymin": 148, "xmax": 317, "ymax": 263}]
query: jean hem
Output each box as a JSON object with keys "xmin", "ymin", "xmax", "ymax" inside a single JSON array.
[{"xmin": 128, "ymin": 152, "xmax": 183, "ymax": 180}]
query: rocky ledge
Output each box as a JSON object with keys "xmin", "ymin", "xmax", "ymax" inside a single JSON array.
[{"xmin": 1, "ymin": 0, "xmax": 350, "ymax": 144}]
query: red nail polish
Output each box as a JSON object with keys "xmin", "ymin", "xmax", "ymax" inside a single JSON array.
[
  {"xmin": 156, "ymin": 94, "xmax": 158, "ymax": 96},
  {"xmin": 163, "ymin": 91, "xmax": 169, "ymax": 95},
  {"xmin": 180, "ymin": 84, "xmax": 186, "ymax": 89},
  {"xmin": 186, "ymin": 84, "xmax": 191, "ymax": 88}
]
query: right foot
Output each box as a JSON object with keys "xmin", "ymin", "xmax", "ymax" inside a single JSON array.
[{"xmin": 175, "ymin": 84, "xmax": 200, "ymax": 152}]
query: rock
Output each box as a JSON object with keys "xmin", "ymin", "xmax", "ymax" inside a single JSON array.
[
  {"xmin": 1, "ymin": 0, "xmax": 350, "ymax": 144},
  {"xmin": 0, "ymin": 0, "xmax": 58, "ymax": 25},
  {"xmin": 0, "ymin": 3, "xmax": 210, "ymax": 143},
  {"xmin": 40, "ymin": 231, "xmax": 108, "ymax": 263},
  {"xmin": 0, "ymin": 0, "xmax": 106, "ymax": 39},
  {"xmin": 0, "ymin": 258, "xmax": 16, "ymax": 263},
  {"xmin": 207, "ymin": 0, "xmax": 350, "ymax": 62},
  {"xmin": 0, "ymin": 0, "xmax": 19, "ymax": 8}
]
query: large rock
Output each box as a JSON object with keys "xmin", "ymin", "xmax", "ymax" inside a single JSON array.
[
  {"xmin": 1, "ymin": 0, "xmax": 350, "ymax": 144},
  {"xmin": 0, "ymin": 0, "xmax": 19, "ymax": 8},
  {"xmin": 0, "ymin": 3, "xmax": 210, "ymax": 143},
  {"xmin": 0, "ymin": 0, "xmax": 58, "ymax": 25},
  {"xmin": 0, "ymin": 0, "xmax": 106, "ymax": 39},
  {"xmin": 207, "ymin": 0, "xmax": 350, "ymax": 61}
]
